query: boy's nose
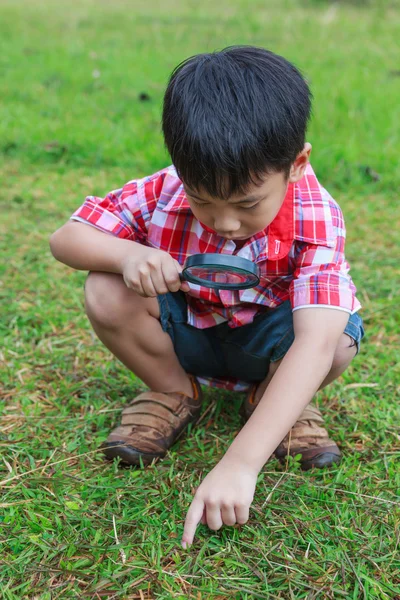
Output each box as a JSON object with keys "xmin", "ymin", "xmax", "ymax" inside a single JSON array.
[{"xmin": 213, "ymin": 215, "xmax": 241, "ymax": 235}]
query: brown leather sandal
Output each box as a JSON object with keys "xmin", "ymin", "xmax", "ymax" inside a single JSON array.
[
  {"xmin": 101, "ymin": 376, "xmax": 202, "ymax": 466},
  {"xmin": 242, "ymin": 385, "xmax": 341, "ymax": 470},
  {"xmin": 273, "ymin": 404, "xmax": 341, "ymax": 470}
]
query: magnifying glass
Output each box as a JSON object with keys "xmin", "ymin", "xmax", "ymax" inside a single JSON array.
[{"xmin": 180, "ymin": 254, "xmax": 260, "ymax": 290}]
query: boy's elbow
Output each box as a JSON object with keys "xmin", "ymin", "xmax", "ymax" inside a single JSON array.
[
  {"xmin": 49, "ymin": 226, "xmax": 66, "ymax": 261},
  {"xmin": 49, "ymin": 230, "xmax": 58, "ymax": 257}
]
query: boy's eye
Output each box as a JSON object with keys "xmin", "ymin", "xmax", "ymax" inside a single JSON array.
[
  {"xmin": 191, "ymin": 198, "xmax": 209, "ymax": 207},
  {"xmin": 240, "ymin": 203, "xmax": 259, "ymax": 210}
]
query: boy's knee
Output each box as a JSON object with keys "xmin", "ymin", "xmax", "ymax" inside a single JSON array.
[
  {"xmin": 84, "ymin": 272, "xmax": 126, "ymax": 327},
  {"xmin": 331, "ymin": 333, "xmax": 357, "ymax": 371},
  {"xmin": 84, "ymin": 271, "xmax": 159, "ymax": 328}
]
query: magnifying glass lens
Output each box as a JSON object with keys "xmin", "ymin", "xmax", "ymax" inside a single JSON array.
[
  {"xmin": 181, "ymin": 253, "xmax": 260, "ymax": 290},
  {"xmin": 185, "ymin": 266, "xmax": 250, "ymax": 285}
]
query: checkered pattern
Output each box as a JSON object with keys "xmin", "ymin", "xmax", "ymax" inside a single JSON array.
[{"xmin": 71, "ymin": 163, "xmax": 361, "ymax": 390}]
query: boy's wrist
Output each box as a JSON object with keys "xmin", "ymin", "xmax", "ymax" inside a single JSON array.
[{"xmin": 219, "ymin": 449, "xmax": 262, "ymax": 477}]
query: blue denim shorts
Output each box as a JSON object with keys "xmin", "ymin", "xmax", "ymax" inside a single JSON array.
[{"xmin": 157, "ymin": 292, "xmax": 364, "ymax": 384}]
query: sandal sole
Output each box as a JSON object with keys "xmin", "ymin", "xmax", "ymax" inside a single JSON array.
[
  {"xmin": 299, "ymin": 451, "xmax": 341, "ymax": 470},
  {"xmin": 101, "ymin": 441, "xmax": 164, "ymax": 466},
  {"xmin": 275, "ymin": 446, "xmax": 341, "ymax": 470}
]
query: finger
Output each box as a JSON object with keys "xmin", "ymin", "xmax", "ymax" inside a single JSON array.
[
  {"xmin": 234, "ymin": 504, "xmax": 250, "ymax": 525},
  {"xmin": 139, "ymin": 270, "xmax": 158, "ymax": 298},
  {"xmin": 173, "ymin": 259, "xmax": 190, "ymax": 292},
  {"xmin": 181, "ymin": 498, "xmax": 204, "ymax": 548},
  {"xmin": 161, "ymin": 259, "xmax": 182, "ymax": 293},
  {"xmin": 221, "ymin": 505, "xmax": 237, "ymax": 526},
  {"xmin": 206, "ymin": 502, "xmax": 223, "ymax": 531},
  {"xmin": 194, "ymin": 491, "xmax": 207, "ymax": 525},
  {"xmin": 180, "ymin": 280, "xmax": 191, "ymax": 292},
  {"xmin": 148, "ymin": 263, "xmax": 170, "ymax": 295},
  {"xmin": 173, "ymin": 259, "xmax": 183, "ymax": 274},
  {"xmin": 125, "ymin": 277, "xmax": 148, "ymax": 297}
]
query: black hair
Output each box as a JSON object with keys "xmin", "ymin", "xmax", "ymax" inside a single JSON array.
[{"xmin": 162, "ymin": 46, "xmax": 312, "ymax": 199}]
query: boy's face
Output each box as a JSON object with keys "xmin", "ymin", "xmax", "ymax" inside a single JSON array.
[{"xmin": 183, "ymin": 144, "xmax": 311, "ymax": 241}]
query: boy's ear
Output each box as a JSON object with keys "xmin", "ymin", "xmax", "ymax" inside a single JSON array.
[{"xmin": 288, "ymin": 143, "xmax": 312, "ymax": 183}]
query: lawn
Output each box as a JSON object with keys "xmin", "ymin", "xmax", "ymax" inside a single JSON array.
[{"xmin": 0, "ymin": 0, "xmax": 399, "ymax": 598}]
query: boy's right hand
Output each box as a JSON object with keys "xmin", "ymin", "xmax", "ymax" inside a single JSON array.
[{"xmin": 121, "ymin": 246, "xmax": 190, "ymax": 297}]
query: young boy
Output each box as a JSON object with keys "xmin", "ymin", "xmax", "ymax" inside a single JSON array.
[{"xmin": 50, "ymin": 46, "xmax": 364, "ymax": 548}]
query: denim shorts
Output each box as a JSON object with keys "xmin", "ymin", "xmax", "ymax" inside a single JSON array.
[{"xmin": 157, "ymin": 292, "xmax": 365, "ymax": 384}]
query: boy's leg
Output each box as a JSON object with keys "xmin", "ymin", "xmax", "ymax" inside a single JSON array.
[
  {"xmin": 85, "ymin": 271, "xmax": 193, "ymax": 398},
  {"xmin": 84, "ymin": 271, "xmax": 201, "ymax": 465}
]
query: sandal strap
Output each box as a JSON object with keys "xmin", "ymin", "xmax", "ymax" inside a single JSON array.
[
  {"xmin": 121, "ymin": 412, "xmax": 181, "ymax": 436},
  {"xmin": 121, "ymin": 400, "xmax": 191, "ymax": 430},
  {"xmin": 105, "ymin": 377, "xmax": 203, "ymax": 455},
  {"xmin": 295, "ymin": 404, "xmax": 325, "ymax": 426},
  {"xmin": 124, "ymin": 391, "xmax": 190, "ymax": 414},
  {"xmin": 277, "ymin": 404, "xmax": 336, "ymax": 451}
]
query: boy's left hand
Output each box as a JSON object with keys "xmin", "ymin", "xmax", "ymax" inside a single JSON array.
[{"xmin": 181, "ymin": 456, "xmax": 258, "ymax": 548}]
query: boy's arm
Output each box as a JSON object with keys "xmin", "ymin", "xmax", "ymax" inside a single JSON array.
[
  {"xmin": 50, "ymin": 176, "xmax": 158, "ymax": 273},
  {"xmin": 223, "ymin": 306, "xmax": 349, "ymax": 471},
  {"xmin": 181, "ymin": 306, "xmax": 349, "ymax": 547},
  {"xmin": 50, "ymin": 221, "xmax": 189, "ymax": 296},
  {"xmin": 49, "ymin": 221, "xmax": 148, "ymax": 273}
]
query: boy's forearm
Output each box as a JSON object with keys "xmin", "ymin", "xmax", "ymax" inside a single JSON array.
[
  {"xmin": 49, "ymin": 221, "xmax": 144, "ymax": 273},
  {"xmin": 223, "ymin": 339, "xmax": 335, "ymax": 474}
]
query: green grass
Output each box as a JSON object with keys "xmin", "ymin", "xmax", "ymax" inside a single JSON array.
[{"xmin": 1, "ymin": 0, "xmax": 399, "ymax": 597}]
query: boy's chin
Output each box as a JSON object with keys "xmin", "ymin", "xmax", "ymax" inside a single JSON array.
[{"xmin": 224, "ymin": 232, "xmax": 260, "ymax": 241}]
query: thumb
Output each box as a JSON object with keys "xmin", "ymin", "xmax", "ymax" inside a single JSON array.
[{"xmin": 174, "ymin": 260, "xmax": 190, "ymax": 292}]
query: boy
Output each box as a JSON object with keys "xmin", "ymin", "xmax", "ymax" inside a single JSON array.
[{"xmin": 50, "ymin": 46, "xmax": 364, "ymax": 548}]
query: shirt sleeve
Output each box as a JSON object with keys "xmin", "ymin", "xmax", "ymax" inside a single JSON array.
[
  {"xmin": 70, "ymin": 178, "xmax": 155, "ymax": 243},
  {"xmin": 289, "ymin": 203, "xmax": 359, "ymax": 314}
]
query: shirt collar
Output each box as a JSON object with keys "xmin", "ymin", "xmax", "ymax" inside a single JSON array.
[{"xmin": 265, "ymin": 181, "xmax": 295, "ymax": 261}]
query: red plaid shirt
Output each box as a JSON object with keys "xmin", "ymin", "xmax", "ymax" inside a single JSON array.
[{"xmin": 71, "ymin": 163, "xmax": 360, "ymax": 390}]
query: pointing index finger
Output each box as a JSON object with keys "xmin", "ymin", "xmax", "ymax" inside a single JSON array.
[{"xmin": 181, "ymin": 497, "xmax": 204, "ymax": 549}]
